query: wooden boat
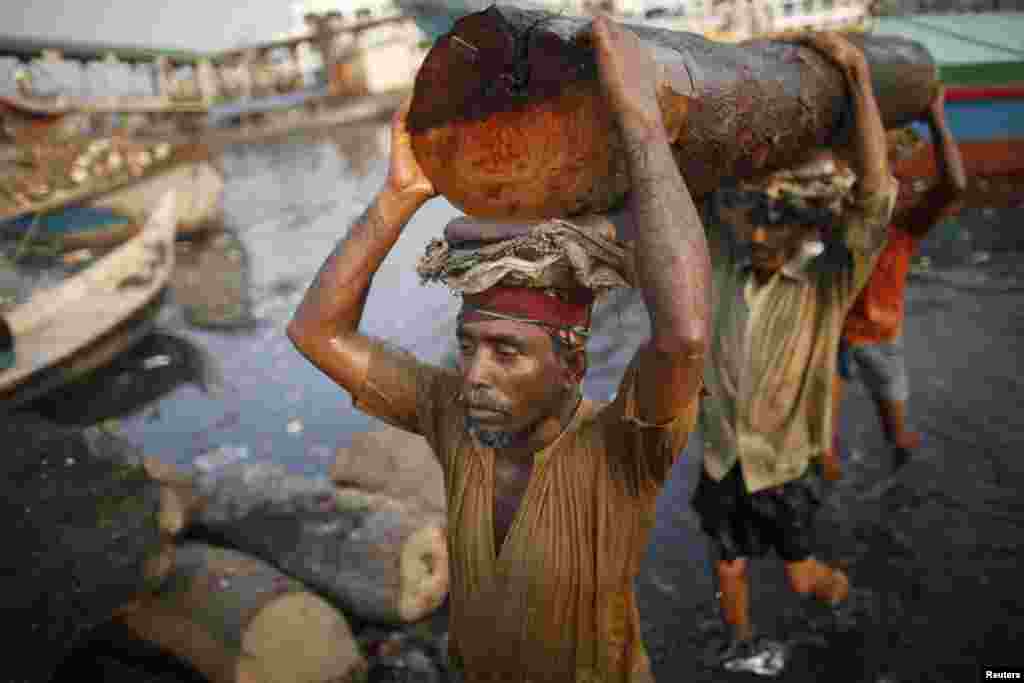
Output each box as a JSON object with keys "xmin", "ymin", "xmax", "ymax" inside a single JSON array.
[
  {"xmin": 893, "ymin": 86, "xmax": 1024, "ymax": 210},
  {"xmin": 0, "ymin": 139, "xmax": 213, "ymax": 220},
  {"xmin": 871, "ymin": 13, "xmax": 1024, "ymax": 208},
  {"xmin": 0, "ymin": 192, "xmax": 178, "ymax": 409},
  {"xmin": 0, "ymin": 92, "xmax": 208, "ymax": 116},
  {"xmin": 0, "ymin": 158, "xmax": 224, "ymax": 249}
]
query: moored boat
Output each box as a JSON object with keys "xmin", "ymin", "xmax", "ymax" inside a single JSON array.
[
  {"xmin": 0, "ymin": 191, "xmax": 178, "ymax": 410},
  {"xmin": 0, "ymin": 143, "xmax": 224, "ymax": 249},
  {"xmin": 872, "ymin": 12, "xmax": 1024, "ymax": 207},
  {"xmin": 0, "ymin": 92, "xmax": 208, "ymax": 117}
]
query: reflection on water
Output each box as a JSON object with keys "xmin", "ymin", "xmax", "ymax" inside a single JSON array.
[{"xmin": 32, "ymin": 332, "xmax": 222, "ymax": 426}]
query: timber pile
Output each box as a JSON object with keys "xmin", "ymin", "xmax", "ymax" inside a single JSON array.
[
  {"xmin": 408, "ymin": 5, "xmax": 939, "ymax": 220},
  {"xmin": 62, "ymin": 433, "xmax": 452, "ymax": 682},
  {"xmin": 117, "ymin": 542, "xmax": 367, "ymax": 683},
  {"xmin": 191, "ymin": 461, "xmax": 449, "ymax": 625},
  {"xmin": 1, "ymin": 414, "xmax": 194, "ymax": 683}
]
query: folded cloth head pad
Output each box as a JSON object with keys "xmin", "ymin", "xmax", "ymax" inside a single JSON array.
[
  {"xmin": 738, "ymin": 155, "xmax": 858, "ymax": 216},
  {"xmin": 420, "ymin": 214, "xmax": 637, "ymax": 352},
  {"xmin": 417, "ymin": 214, "xmax": 635, "ymax": 298}
]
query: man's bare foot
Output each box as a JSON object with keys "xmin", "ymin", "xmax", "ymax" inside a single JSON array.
[
  {"xmin": 823, "ymin": 434, "xmax": 844, "ymax": 481},
  {"xmin": 822, "ymin": 456, "xmax": 843, "ymax": 482},
  {"xmin": 893, "ymin": 430, "xmax": 922, "ymax": 452},
  {"xmin": 827, "ymin": 568, "xmax": 850, "ymax": 606},
  {"xmin": 891, "ymin": 430, "xmax": 920, "ymax": 471}
]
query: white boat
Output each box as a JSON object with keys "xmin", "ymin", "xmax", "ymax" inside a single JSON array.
[{"xmin": 0, "ymin": 192, "xmax": 178, "ymax": 408}]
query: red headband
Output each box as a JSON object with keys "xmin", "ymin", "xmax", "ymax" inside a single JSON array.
[{"xmin": 460, "ymin": 286, "xmax": 594, "ymax": 331}]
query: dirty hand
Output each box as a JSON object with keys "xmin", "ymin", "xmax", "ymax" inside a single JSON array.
[
  {"xmin": 590, "ymin": 14, "xmax": 664, "ymax": 137},
  {"xmin": 799, "ymin": 31, "xmax": 867, "ymax": 75},
  {"xmin": 385, "ymin": 97, "xmax": 435, "ymax": 200}
]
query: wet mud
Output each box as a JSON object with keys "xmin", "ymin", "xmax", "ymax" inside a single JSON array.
[{"xmin": 9, "ymin": 123, "xmax": 1020, "ymax": 681}]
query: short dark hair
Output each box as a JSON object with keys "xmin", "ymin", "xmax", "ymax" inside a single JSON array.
[{"xmin": 715, "ymin": 188, "xmax": 838, "ymax": 230}]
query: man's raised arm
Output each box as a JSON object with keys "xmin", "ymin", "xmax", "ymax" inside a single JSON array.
[
  {"xmin": 900, "ymin": 86, "xmax": 967, "ymax": 237},
  {"xmin": 591, "ymin": 15, "xmax": 711, "ymax": 423},
  {"xmin": 802, "ymin": 32, "xmax": 895, "ymax": 288},
  {"xmin": 287, "ymin": 99, "xmax": 436, "ymax": 395}
]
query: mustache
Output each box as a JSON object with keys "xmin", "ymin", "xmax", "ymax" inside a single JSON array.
[{"xmin": 464, "ymin": 389, "xmax": 510, "ymax": 413}]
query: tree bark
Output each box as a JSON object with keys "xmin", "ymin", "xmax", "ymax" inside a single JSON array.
[
  {"xmin": 117, "ymin": 542, "xmax": 367, "ymax": 683},
  {"xmin": 193, "ymin": 463, "xmax": 449, "ymax": 624},
  {"xmin": 408, "ymin": 5, "xmax": 938, "ymax": 219}
]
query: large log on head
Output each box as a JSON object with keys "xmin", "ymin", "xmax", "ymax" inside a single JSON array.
[
  {"xmin": 408, "ymin": 5, "xmax": 938, "ymax": 220},
  {"xmin": 117, "ymin": 542, "xmax": 367, "ymax": 683},
  {"xmin": 192, "ymin": 463, "xmax": 449, "ymax": 624}
]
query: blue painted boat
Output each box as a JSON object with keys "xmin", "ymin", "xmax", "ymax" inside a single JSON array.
[
  {"xmin": 0, "ymin": 205, "xmax": 137, "ymax": 250},
  {"xmin": 0, "ymin": 159, "xmax": 224, "ymax": 250}
]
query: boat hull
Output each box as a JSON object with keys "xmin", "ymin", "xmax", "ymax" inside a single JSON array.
[
  {"xmin": 0, "ymin": 192, "xmax": 178, "ymax": 404},
  {"xmin": 0, "ymin": 160, "xmax": 224, "ymax": 250}
]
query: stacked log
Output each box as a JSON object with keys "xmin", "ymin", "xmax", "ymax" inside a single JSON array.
[
  {"xmin": 192, "ymin": 461, "xmax": 449, "ymax": 624},
  {"xmin": 117, "ymin": 542, "xmax": 367, "ymax": 683},
  {"xmin": 49, "ymin": 425, "xmax": 450, "ymax": 677},
  {"xmin": 408, "ymin": 5, "xmax": 939, "ymax": 220},
  {"xmin": 330, "ymin": 425, "xmax": 446, "ymax": 516}
]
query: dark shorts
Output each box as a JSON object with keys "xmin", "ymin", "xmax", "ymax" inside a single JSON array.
[{"xmin": 691, "ymin": 464, "xmax": 823, "ymax": 563}]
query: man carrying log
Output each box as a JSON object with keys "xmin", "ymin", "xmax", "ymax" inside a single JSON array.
[
  {"xmin": 828, "ymin": 85, "xmax": 966, "ymax": 477},
  {"xmin": 289, "ymin": 14, "xmax": 710, "ymax": 683},
  {"xmin": 692, "ymin": 31, "xmax": 898, "ymax": 675}
]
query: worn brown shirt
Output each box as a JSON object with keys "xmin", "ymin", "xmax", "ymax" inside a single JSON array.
[
  {"xmin": 350, "ymin": 347, "xmax": 697, "ymax": 682},
  {"xmin": 700, "ymin": 179, "xmax": 898, "ymax": 493}
]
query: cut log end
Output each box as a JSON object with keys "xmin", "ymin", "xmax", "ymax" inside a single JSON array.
[
  {"xmin": 410, "ymin": 6, "xmax": 627, "ymax": 219},
  {"xmin": 398, "ymin": 524, "xmax": 450, "ymax": 622},
  {"xmin": 121, "ymin": 543, "xmax": 367, "ymax": 683},
  {"xmin": 413, "ymin": 80, "xmax": 629, "ymax": 219},
  {"xmin": 241, "ymin": 592, "xmax": 368, "ymax": 683}
]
